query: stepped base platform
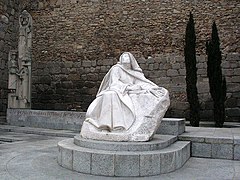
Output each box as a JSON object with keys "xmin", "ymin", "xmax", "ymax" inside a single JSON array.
[
  {"xmin": 179, "ymin": 126, "xmax": 240, "ymax": 160},
  {"xmin": 57, "ymin": 135, "xmax": 190, "ymax": 177},
  {"xmin": 1, "ymin": 124, "xmax": 239, "ymax": 161},
  {"xmin": 74, "ymin": 134, "xmax": 177, "ymax": 151}
]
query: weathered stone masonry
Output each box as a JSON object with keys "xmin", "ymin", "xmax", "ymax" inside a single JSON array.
[
  {"xmin": 1, "ymin": 0, "xmax": 240, "ymax": 121},
  {"xmin": 0, "ymin": 0, "xmax": 20, "ymax": 116},
  {"xmin": 0, "ymin": 0, "xmax": 33, "ymax": 117}
]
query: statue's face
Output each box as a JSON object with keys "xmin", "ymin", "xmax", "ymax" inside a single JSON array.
[
  {"xmin": 20, "ymin": 16, "xmax": 29, "ymax": 26},
  {"xmin": 121, "ymin": 54, "xmax": 131, "ymax": 64},
  {"xmin": 11, "ymin": 54, "xmax": 17, "ymax": 61}
]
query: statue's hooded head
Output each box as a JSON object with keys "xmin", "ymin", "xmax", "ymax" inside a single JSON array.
[
  {"xmin": 119, "ymin": 52, "xmax": 142, "ymax": 72},
  {"xmin": 19, "ymin": 10, "xmax": 32, "ymax": 27}
]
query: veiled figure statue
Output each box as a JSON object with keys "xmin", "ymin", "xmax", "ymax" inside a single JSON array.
[
  {"xmin": 19, "ymin": 10, "xmax": 32, "ymax": 65},
  {"xmin": 80, "ymin": 52, "xmax": 170, "ymax": 141}
]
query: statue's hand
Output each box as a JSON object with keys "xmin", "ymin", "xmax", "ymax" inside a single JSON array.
[{"xmin": 126, "ymin": 84, "xmax": 141, "ymax": 91}]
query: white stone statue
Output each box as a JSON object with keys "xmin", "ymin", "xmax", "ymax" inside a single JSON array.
[
  {"xmin": 8, "ymin": 50, "xmax": 18, "ymax": 91},
  {"xmin": 19, "ymin": 10, "xmax": 32, "ymax": 66},
  {"xmin": 80, "ymin": 52, "xmax": 170, "ymax": 141},
  {"xmin": 8, "ymin": 10, "xmax": 32, "ymax": 109}
]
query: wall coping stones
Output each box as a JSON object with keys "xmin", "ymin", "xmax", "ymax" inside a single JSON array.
[
  {"xmin": 179, "ymin": 135, "xmax": 234, "ymax": 144},
  {"xmin": 7, "ymin": 109, "xmax": 185, "ymax": 136},
  {"xmin": 179, "ymin": 126, "xmax": 238, "ymax": 144},
  {"xmin": 7, "ymin": 109, "xmax": 86, "ymax": 131},
  {"xmin": 0, "ymin": 124, "xmax": 77, "ymax": 138}
]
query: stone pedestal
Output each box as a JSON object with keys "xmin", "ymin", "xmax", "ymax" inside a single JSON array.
[
  {"xmin": 57, "ymin": 117, "xmax": 189, "ymax": 176},
  {"xmin": 58, "ymin": 134, "xmax": 190, "ymax": 177}
]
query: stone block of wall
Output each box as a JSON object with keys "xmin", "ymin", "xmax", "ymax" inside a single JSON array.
[{"xmin": 0, "ymin": 0, "xmax": 20, "ymax": 117}]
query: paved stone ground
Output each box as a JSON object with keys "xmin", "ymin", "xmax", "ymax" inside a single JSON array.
[{"xmin": 0, "ymin": 130, "xmax": 240, "ymax": 180}]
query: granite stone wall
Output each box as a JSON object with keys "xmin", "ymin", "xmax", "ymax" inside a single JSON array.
[
  {"xmin": 0, "ymin": 0, "xmax": 20, "ymax": 116},
  {"xmin": 28, "ymin": 0, "xmax": 239, "ymax": 121},
  {"xmin": 1, "ymin": 0, "xmax": 240, "ymax": 121},
  {"xmin": 32, "ymin": 52, "xmax": 240, "ymax": 121}
]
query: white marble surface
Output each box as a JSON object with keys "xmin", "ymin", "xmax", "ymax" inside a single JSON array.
[{"xmin": 80, "ymin": 52, "xmax": 170, "ymax": 141}]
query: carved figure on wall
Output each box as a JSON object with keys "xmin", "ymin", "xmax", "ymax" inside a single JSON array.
[
  {"xmin": 8, "ymin": 50, "xmax": 18, "ymax": 91},
  {"xmin": 19, "ymin": 10, "xmax": 32, "ymax": 66},
  {"xmin": 80, "ymin": 52, "xmax": 170, "ymax": 142},
  {"xmin": 8, "ymin": 10, "xmax": 32, "ymax": 109},
  {"xmin": 17, "ymin": 66, "xmax": 30, "ymax": 105}
]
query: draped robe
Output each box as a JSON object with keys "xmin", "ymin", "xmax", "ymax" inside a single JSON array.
[{"xmin": 86, "ymin": 63, "xmax": 163, "ymax": 132}]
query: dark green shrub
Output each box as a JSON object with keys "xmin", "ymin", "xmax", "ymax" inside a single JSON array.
[
  {"xmin": 206, "ymin": 21, "xmax": 226, "ymax": 127},
  {"xmin": 184, "ymin": 12, "xmax": 200, "ymax": 127}
]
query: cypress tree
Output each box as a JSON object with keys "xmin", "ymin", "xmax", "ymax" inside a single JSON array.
[
  {"xmin": 206, "ymin": 21, "xmax": 226, "ymax": 127},
  {"xmin": 184, "ymin": 12, "xmax": 200, "ymax": 127}
]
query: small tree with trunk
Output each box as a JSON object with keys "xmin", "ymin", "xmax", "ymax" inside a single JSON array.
[
  {"xmin": 206, "ymin": 21, "xmax": 226, "ymax": 127},
  {"xmin": 184, "ymin": 12, "xmax": 200, "ymax": 127}
]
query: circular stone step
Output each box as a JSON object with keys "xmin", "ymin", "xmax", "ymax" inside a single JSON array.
[
  {"xmin": 74, "ymin": 134, "xmax": 177, "ymax": 151},
  {"xmin": 58, "ymin": 138, "xmax": 190, "ymax": 177}
]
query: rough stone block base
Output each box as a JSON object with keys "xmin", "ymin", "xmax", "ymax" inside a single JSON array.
[{"xmin": 157, "ymin": 118, "xmax": 185, "ymax": 135}]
